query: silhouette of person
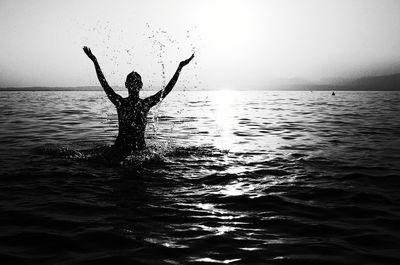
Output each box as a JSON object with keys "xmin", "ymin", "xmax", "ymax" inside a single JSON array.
[{"xmin": 83, "ymin": 46, "xmax": 194, "ymax": 152}]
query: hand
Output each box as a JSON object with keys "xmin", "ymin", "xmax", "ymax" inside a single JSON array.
[
  {"xmin": 83, "ymin": 46, "xmax": 96, "ymax": 61},
  {"xmin": 179, "ymin": 53, "xmax": 194, "ymax": 67}
]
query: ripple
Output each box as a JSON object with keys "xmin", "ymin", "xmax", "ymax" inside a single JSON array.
[{"xmin": 1, "ymin": 91, "xmax": 400, "ymax": 264}]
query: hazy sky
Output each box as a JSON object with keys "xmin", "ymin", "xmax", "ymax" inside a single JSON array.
[{"xmin": 1, "ymin": 0, "xmax": 400, "ymax": 88}]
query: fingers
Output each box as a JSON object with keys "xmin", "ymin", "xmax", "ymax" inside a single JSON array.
[
  {"xmin": 183, "ymin": 54, "xmax": 194, "ymax": 62},
  {"xmin": 83, "ymin": 46, "xmax": 91, "ymax": 54},
  {"xmin": 186, "ymin": 54, "xmax": 194, "ymax": 63},
  {"xmin": 83, "ymin": 46, "xmax": 96, "ymax": 61}
]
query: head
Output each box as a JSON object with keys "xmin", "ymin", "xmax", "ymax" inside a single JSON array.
[{"xmin": 125, "ymin": 71, "xmax": 143, "ymax": 96}]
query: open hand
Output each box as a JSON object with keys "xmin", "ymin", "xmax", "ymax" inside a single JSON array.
[
  {"xmin": 179, "ymin": 53, "xmax": 194, "ymax": 67},
  {"xmin": 83, "ymin": 46, "xmax": 96, "ymax": 61}
]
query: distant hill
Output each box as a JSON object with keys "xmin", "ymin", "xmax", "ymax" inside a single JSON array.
[
  {"xmin": 343, "ymin": 73, "xmax": 400, "ymax": 90},
  {"xmin": 1, "ymin": 73, "xmax": 400, "ymax": 91},
  {"xmin": 274, "ymin": 73, "xmax": 400, "ymax": 91}
]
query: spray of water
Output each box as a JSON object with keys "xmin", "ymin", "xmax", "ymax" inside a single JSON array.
[
  {"xmin": 79, "ymin": 21, "xmax": 201, "ymax": 152},
  {"xmin": 145, "ymin": 24, "xmax": 200, "ymax": 141}
]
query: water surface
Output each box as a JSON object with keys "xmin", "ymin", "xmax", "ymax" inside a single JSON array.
[{"xmin": 0, "ymin": 90, "xmax": 399, "ymax": 264}]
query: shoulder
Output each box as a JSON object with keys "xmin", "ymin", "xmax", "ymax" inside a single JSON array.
[
  {"xmin": 115, "ymin": 96, "xmax": 128, "ymax": 107},
  {"xmin": 141, "ymin": 97, "xmax": 153, "ymax": 109}
]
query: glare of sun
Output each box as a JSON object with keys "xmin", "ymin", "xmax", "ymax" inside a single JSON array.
[{"xmin": 212, "ymin": 89, "xmax": 236, "ymax": 150}]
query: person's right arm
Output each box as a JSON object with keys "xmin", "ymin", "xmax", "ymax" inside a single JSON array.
[{"xmin": 83, "ymin": 46, "xmax": 122, "ymax": 106}]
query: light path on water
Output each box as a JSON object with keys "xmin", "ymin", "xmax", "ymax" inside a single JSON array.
[{"xmin": 0, "ymin": 90, "xmax": 399, "ymax": 264}]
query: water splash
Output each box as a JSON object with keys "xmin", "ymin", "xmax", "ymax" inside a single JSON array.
[
  {"xmin": 78, "ymin": 21, "xmax": 201, "ymax": 147},
  {"xmin": 144, "ymin": 24, "xmax": 200, "ymax": 138},
  {"xmin": 36, "ymin": 141, "xmax": 229, "ymax": 170}
]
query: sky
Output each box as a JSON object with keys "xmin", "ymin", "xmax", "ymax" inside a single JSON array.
[{"xmin": 1, "ymin": 0, "xmax": 400, "ymax": 89}]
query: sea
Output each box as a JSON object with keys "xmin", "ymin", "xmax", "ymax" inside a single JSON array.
[{"xmin": 0, "ymin": 90, "xmax": 399, "ymax": 265}]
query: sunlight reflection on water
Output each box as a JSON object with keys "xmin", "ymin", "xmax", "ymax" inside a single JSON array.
[
  {"xmin": 0, "ymin": 91, "xmax": 399, "ymax": 264},
  {"xmin": 211, "ymin": 90, "xmax": 237, "ymax": 150}
]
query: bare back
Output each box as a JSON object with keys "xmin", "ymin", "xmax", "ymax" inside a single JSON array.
[
  {"xmin": 83, "ymin": 46, "xmax": 194, "ymax": 152},
  {"xmin": 114, "ymin": 97, "xmax": 152, "ymax": 151}
]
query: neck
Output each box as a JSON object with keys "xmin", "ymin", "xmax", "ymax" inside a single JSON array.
[{"xmin": 129, "ymin": 92, "xmax": 139, "ymax": 99}]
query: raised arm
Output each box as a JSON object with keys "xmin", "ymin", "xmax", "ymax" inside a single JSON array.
[
  {"xmin": 145, "ymin": 54, "xmax": 194, "ymax": 107},
  {"xmin": 83, "ymin": 46, "xmax": 122, "ymax": 106}
]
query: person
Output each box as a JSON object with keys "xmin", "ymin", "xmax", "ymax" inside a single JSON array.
[{"xmin": 83, "ymin": 46, "xmax": 194, "ymax": 152}]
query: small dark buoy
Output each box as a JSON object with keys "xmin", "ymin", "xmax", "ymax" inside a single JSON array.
[{"xmin": 332, "ymin": 92, "xmax": 335, "ymax": 96}]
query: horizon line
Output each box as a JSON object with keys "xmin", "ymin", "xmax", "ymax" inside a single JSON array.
[{"xmin": 0, "ymin": 85, "xmax": 399, "ymax": 92}]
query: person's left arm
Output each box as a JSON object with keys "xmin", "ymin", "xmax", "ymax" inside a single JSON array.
[{"xmin": 144, "ymin": 54, "xmax": 194, "ymax": 107}]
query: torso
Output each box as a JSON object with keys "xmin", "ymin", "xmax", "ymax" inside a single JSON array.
[{"xmin": 114, "ymin": 97, "xmax": 150, "ymax": 151}]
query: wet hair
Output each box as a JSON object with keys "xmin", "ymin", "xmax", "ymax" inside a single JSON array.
[{"xmin": 126, "ymin": 71, "xmax": 142, "ymax": 90}]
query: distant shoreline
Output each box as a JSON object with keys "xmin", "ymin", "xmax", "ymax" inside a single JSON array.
[
  {"xmin": 2, "ymin": 73, "xmax": 400, "ymax": 91},
  {"xmin": 0, "ymin": 86, "xmax": 399, "ymax": 91}
]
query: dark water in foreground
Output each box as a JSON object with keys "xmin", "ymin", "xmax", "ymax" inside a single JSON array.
[{"xmin": 0, "ymin": 90, "xmax": 400, "ymax": 265}]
